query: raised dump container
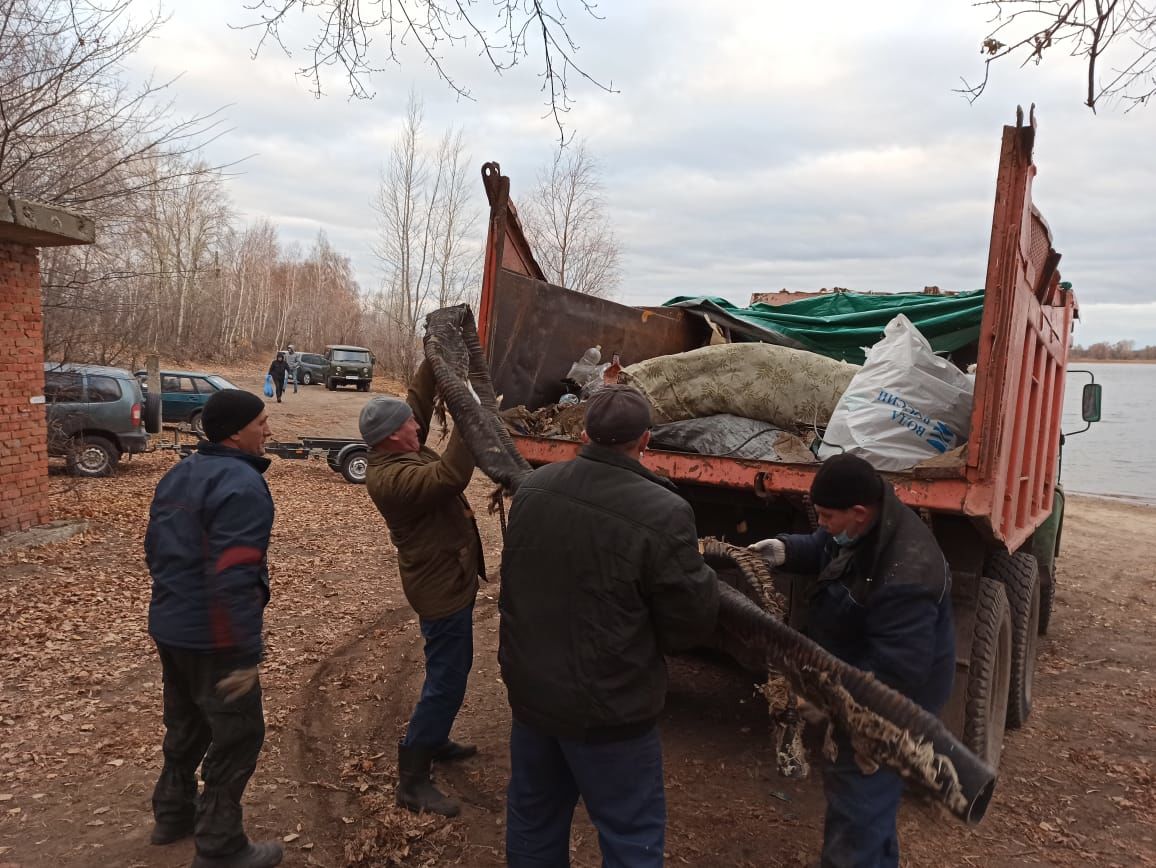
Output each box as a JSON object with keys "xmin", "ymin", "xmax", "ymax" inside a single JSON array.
[{"xmin": 476, "ymin": 108, "xmax": 1095, "ymax": 768}]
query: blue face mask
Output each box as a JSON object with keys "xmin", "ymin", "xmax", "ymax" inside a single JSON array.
[{"xmin": 833, "ymin": 530, "xmax": 856, "ymax": 546}]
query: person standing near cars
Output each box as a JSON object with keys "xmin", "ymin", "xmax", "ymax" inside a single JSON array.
[
  {"xmin": 267, "ymin": 353, "xmax": 288, "ymax": 403},
  {"xmin": 360, "ymin": 358, "xmax": 484, "ymax": 818},
  {"xmin": 498, "ymin": 385, "xmax": 720, "ymax": 868},
  {"xmin": 283, "ymin": 345, "xmax": 300, "ymax": 394},
  {"xmin": 145, "ymin": 389, "xmax": 283, "ymax": 868}
]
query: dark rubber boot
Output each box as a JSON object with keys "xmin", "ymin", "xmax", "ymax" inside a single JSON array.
[
  {"xmin": 396, "ymin": 741, "xmax": 460, "ymax": 817},
  {"xmin": 432, "ymin": 740, "xmax": 477, "ymax": 763},
  {"xmin": 190, "ymin": 840, "xmax": 284, "ymax": 868},
  {"xmin": 150, "ymin": 820, "xmax": 194, "ymax": 845}
]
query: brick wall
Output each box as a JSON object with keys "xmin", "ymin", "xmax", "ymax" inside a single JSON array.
[{"xmin": 0, "ymin": 241, "xmax": 51, "ymax": 533}]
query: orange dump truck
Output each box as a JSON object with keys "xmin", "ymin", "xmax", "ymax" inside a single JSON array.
[{"xmin": 475, "ymin": 110, "xmax": 1100, "ymax": 768}]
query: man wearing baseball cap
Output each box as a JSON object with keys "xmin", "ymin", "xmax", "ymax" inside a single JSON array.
[
  {"xmin": 360, "ymin": 359, "xmax": 484, "ymax": 818},
  {"xmin": 498, "ymin": 385, "xmax": 719, "ymax": 867},
  {"xmin": 748, "ymin": 453, "xmax": 955, "ymax": 868},
  {"xmin": 145, "ymin": 389, "xmax": 283, "ymax": 867}
]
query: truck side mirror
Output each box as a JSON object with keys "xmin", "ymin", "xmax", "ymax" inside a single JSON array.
[{"xmin": 1081, "ymin": 382, "xmax": 1102, "ymax": 423}]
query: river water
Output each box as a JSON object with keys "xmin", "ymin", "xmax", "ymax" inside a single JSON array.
[{"xmin": 1060, "ymin": 362, "xmax": 1155, "ymax": 503}]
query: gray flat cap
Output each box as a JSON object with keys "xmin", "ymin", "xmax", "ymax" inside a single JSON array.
[{"xmin": 359, "ymin": 396, "xmax": 413, "ymax": 447}]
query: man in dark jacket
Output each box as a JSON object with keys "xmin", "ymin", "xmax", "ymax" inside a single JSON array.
[
  {"xmin": 267, "ymin": 353, "xmax": 288, "ymax": 403},
  {"xmin": 499, "ymin": 385, "xmax": 720, "ymax": 868},
  {"xmin": 146, "ymin": 389, "xmax": 282, "ymax": 868},
  {"xmin": 283, "ymin": 345, "xmax": 300, "ymax": 394},
  {"xmin": 362, "ymin": 359, "xmax": 484, "ymax": 818},
  {"xmin": 749, "ymin": 453, "xmax": 954, "ymax": 868}
]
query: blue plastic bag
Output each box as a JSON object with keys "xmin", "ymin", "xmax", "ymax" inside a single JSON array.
[{"xmin": 263, "ymin": 374, "xmax": 274, "ymax": 398}]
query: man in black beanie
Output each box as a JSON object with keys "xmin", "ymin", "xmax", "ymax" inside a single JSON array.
[
  {"xmin": 749, "ymin": 452, "xmax": 955, "ymax": 868},
  {"xmin": 145, "ymin": 389, "xmax": 283, "ymax": 868},
  {"xmin": 499, "ymin": 385, "xmax": 719, "ymax": 868}
]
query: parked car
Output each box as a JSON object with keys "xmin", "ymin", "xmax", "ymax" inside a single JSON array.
[
  {"xmin": 43, "ymin": 362, "xmax": 150, "ymax": 477},
  {"xmin": 294, "ymin": 352, "xmax": 327, "ymax": 386},
  {"xmin": 323, "ymin": 345, "xmax": 375, "ymax": 391},
  {"xmin": 134, "ymin": 369, "xmax": 241, "ymax": 434}
]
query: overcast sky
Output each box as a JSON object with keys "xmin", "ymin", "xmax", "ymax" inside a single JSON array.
[{"xmin": 125, "ymin": 0, "xmax": 1156, "ymax": 346}]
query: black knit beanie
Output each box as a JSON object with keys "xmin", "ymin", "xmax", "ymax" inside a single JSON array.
[
  {"xmin": 202, "ymin": 389, "xmax": 266, "ymax": 443},
  {"xmin": 810, "ymin": 453, "xmax": 884, "ymax": 509}
]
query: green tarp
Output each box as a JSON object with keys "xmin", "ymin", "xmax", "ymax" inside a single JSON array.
[{"xmin": 662, "ymin": 290, "xmax": 985, "ymax": 365}]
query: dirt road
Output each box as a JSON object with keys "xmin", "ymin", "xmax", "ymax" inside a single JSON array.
[{"xmin": 2, "ymin": 370, "xmax": 1154, "ymax": 867}]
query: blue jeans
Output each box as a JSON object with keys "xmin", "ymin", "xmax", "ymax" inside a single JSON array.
[
  {"xmin": 403, "ymin": 604, "xmax": 474, "ymax": 749},
  {"xmin": 506, "ymin": 719, "xmax": 665, "ymax": 868},
  {"xmin": 289, "ymin": 369, "xmax": 297, "ymax": 393},
  {"xmin": 820, "ymin": 735, "xmax": 904, "ymax": 868}
]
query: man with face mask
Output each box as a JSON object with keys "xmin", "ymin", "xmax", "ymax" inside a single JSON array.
[{"xmin": 748, "ymin": 452, "xmax": 954, "ymax": 868}]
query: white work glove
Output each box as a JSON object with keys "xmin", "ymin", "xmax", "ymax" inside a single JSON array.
[
  {"xmin": 747, "ymin": 538, "xmax": 786, "ymax": 567},
  {"xmin": 216, "ymin": 667, "xmax": 259, "ymax": 702}
]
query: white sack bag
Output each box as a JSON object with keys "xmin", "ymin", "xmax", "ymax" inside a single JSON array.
[{"xmin": 818, "ymin": 314, "xmax": 974, "ymax": 471}]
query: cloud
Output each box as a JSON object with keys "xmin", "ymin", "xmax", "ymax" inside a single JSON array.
[
  {"xmin": 1074, "ymin": 303, "xmax": 1156, "ymax": 346},
  {"xmin": 122, "ymin": 0, "xmax": 1156, "ymax": 337}
]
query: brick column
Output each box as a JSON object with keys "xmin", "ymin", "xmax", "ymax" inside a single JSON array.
[{"xmin": 0, "ymin": 241, "xmax": 51, "ymax": 532}]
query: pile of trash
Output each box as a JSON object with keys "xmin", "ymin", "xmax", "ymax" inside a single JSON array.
[{"xmin": 499, "ymin": 314, "xmax": 976, "ymax": 471}]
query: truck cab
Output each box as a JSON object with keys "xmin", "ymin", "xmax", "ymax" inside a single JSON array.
[{"xmin": 323, "ymin": 345, "xmax": 375, "ymax": 392}]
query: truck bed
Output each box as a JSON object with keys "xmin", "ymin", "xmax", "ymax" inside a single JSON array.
[{"xmin": 477, "ymin": 108, "xmax": 1075, "ymax": 551}]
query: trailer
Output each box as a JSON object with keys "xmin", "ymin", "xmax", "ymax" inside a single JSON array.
[
  {"xmin": 160, "ymin": 435, "xmax": 370, "ymax": 484},
  {"xmin": 474, "ymin": 108, "xmax": 1101, "ymax": 769}
]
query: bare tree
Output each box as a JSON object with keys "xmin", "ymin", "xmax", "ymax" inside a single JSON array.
[
  {"xmin": 2, "ymin": 0, "xmax": 238, "ymax": 363},
  {"xmin": 138, "ymin": 154, "xmax": 234, "ymax": 349},
  {"xmin": 520, "ymin": 140, "xmax": 620, "ymax": 298},
  {"xmin": 0, "ymin": 0, "xmax": 228, "ymax": 208},
  {"xmin": 430, "ymin": 129, "xmax": 481, "ymax": 310},
  {"xmin": 235, "ymin": 0, "xmax": 615, "ymax": 142},
  {"xmin": 370, "ymin": 94, "xmax": 479, "ymax": 380},
  {"xmin": 961, "ymin": 1, "xmax": 1156, "ymax": 111}
]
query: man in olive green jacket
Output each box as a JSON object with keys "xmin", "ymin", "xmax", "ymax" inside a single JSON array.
[{"xmin": 361, "ymin": 359, "xmax": 484, "ymax": 817}]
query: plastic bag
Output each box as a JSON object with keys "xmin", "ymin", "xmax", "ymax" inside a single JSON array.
[
  {"xmin": 263, "ymin": 374, "xmax": 274, "ymax": 398},
  {"xmin": 819, "ymin": 315, "xmax": 973, "ymax": 471}
]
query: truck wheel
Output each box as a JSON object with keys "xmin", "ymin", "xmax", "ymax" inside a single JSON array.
[
  {"xmin": 66, "ymin": 435, "xmax": 119, "ymax": 478},
  {"xmin": 1038, "ymin": 563, "xmax": 1057, "ymax": 635},
  {"xmin": 326, "ymin": 378, "xmax": 335, "ymax": 391},
  {"xmin": 988, "ymin": 551, "xmax": 1041, "ymax": 728},
  {"xmin": 963, "ymin": 577, "xmax": 1013, "ymax": 768},
  {"xmin": 357, "ymin": 382, "xmax": 369, "ymax": 392},
  {"xmin": 340, "ymin": 449, "xmax": 368, "ymax": 484}
]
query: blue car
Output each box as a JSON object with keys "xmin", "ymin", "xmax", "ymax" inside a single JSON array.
[{"xmin": 135, "ymin": 370, "xmax": 241, "ymax": 435}]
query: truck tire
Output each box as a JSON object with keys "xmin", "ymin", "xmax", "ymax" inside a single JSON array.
[
  {"xmin": 988, "ymin": 551, "xmax": 1041, "ymax": 729},
  {"xmin": 340, "ymin": 448, "xmax": 368, "ymax": 484},
  {"xmin": 326, "ymin": 378, "xmax": 335, "ymax": 391},
  {"xmin": 963, "ymin": 577, "xmax": 1013, "ymax": 768},
  {"xmin": 1038, "ymin": 563, "xmax": 1057, "ymax": 635},
  {"xmin": 66, "ymin": 435, "xmax": 120, "ymax": 478}
]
